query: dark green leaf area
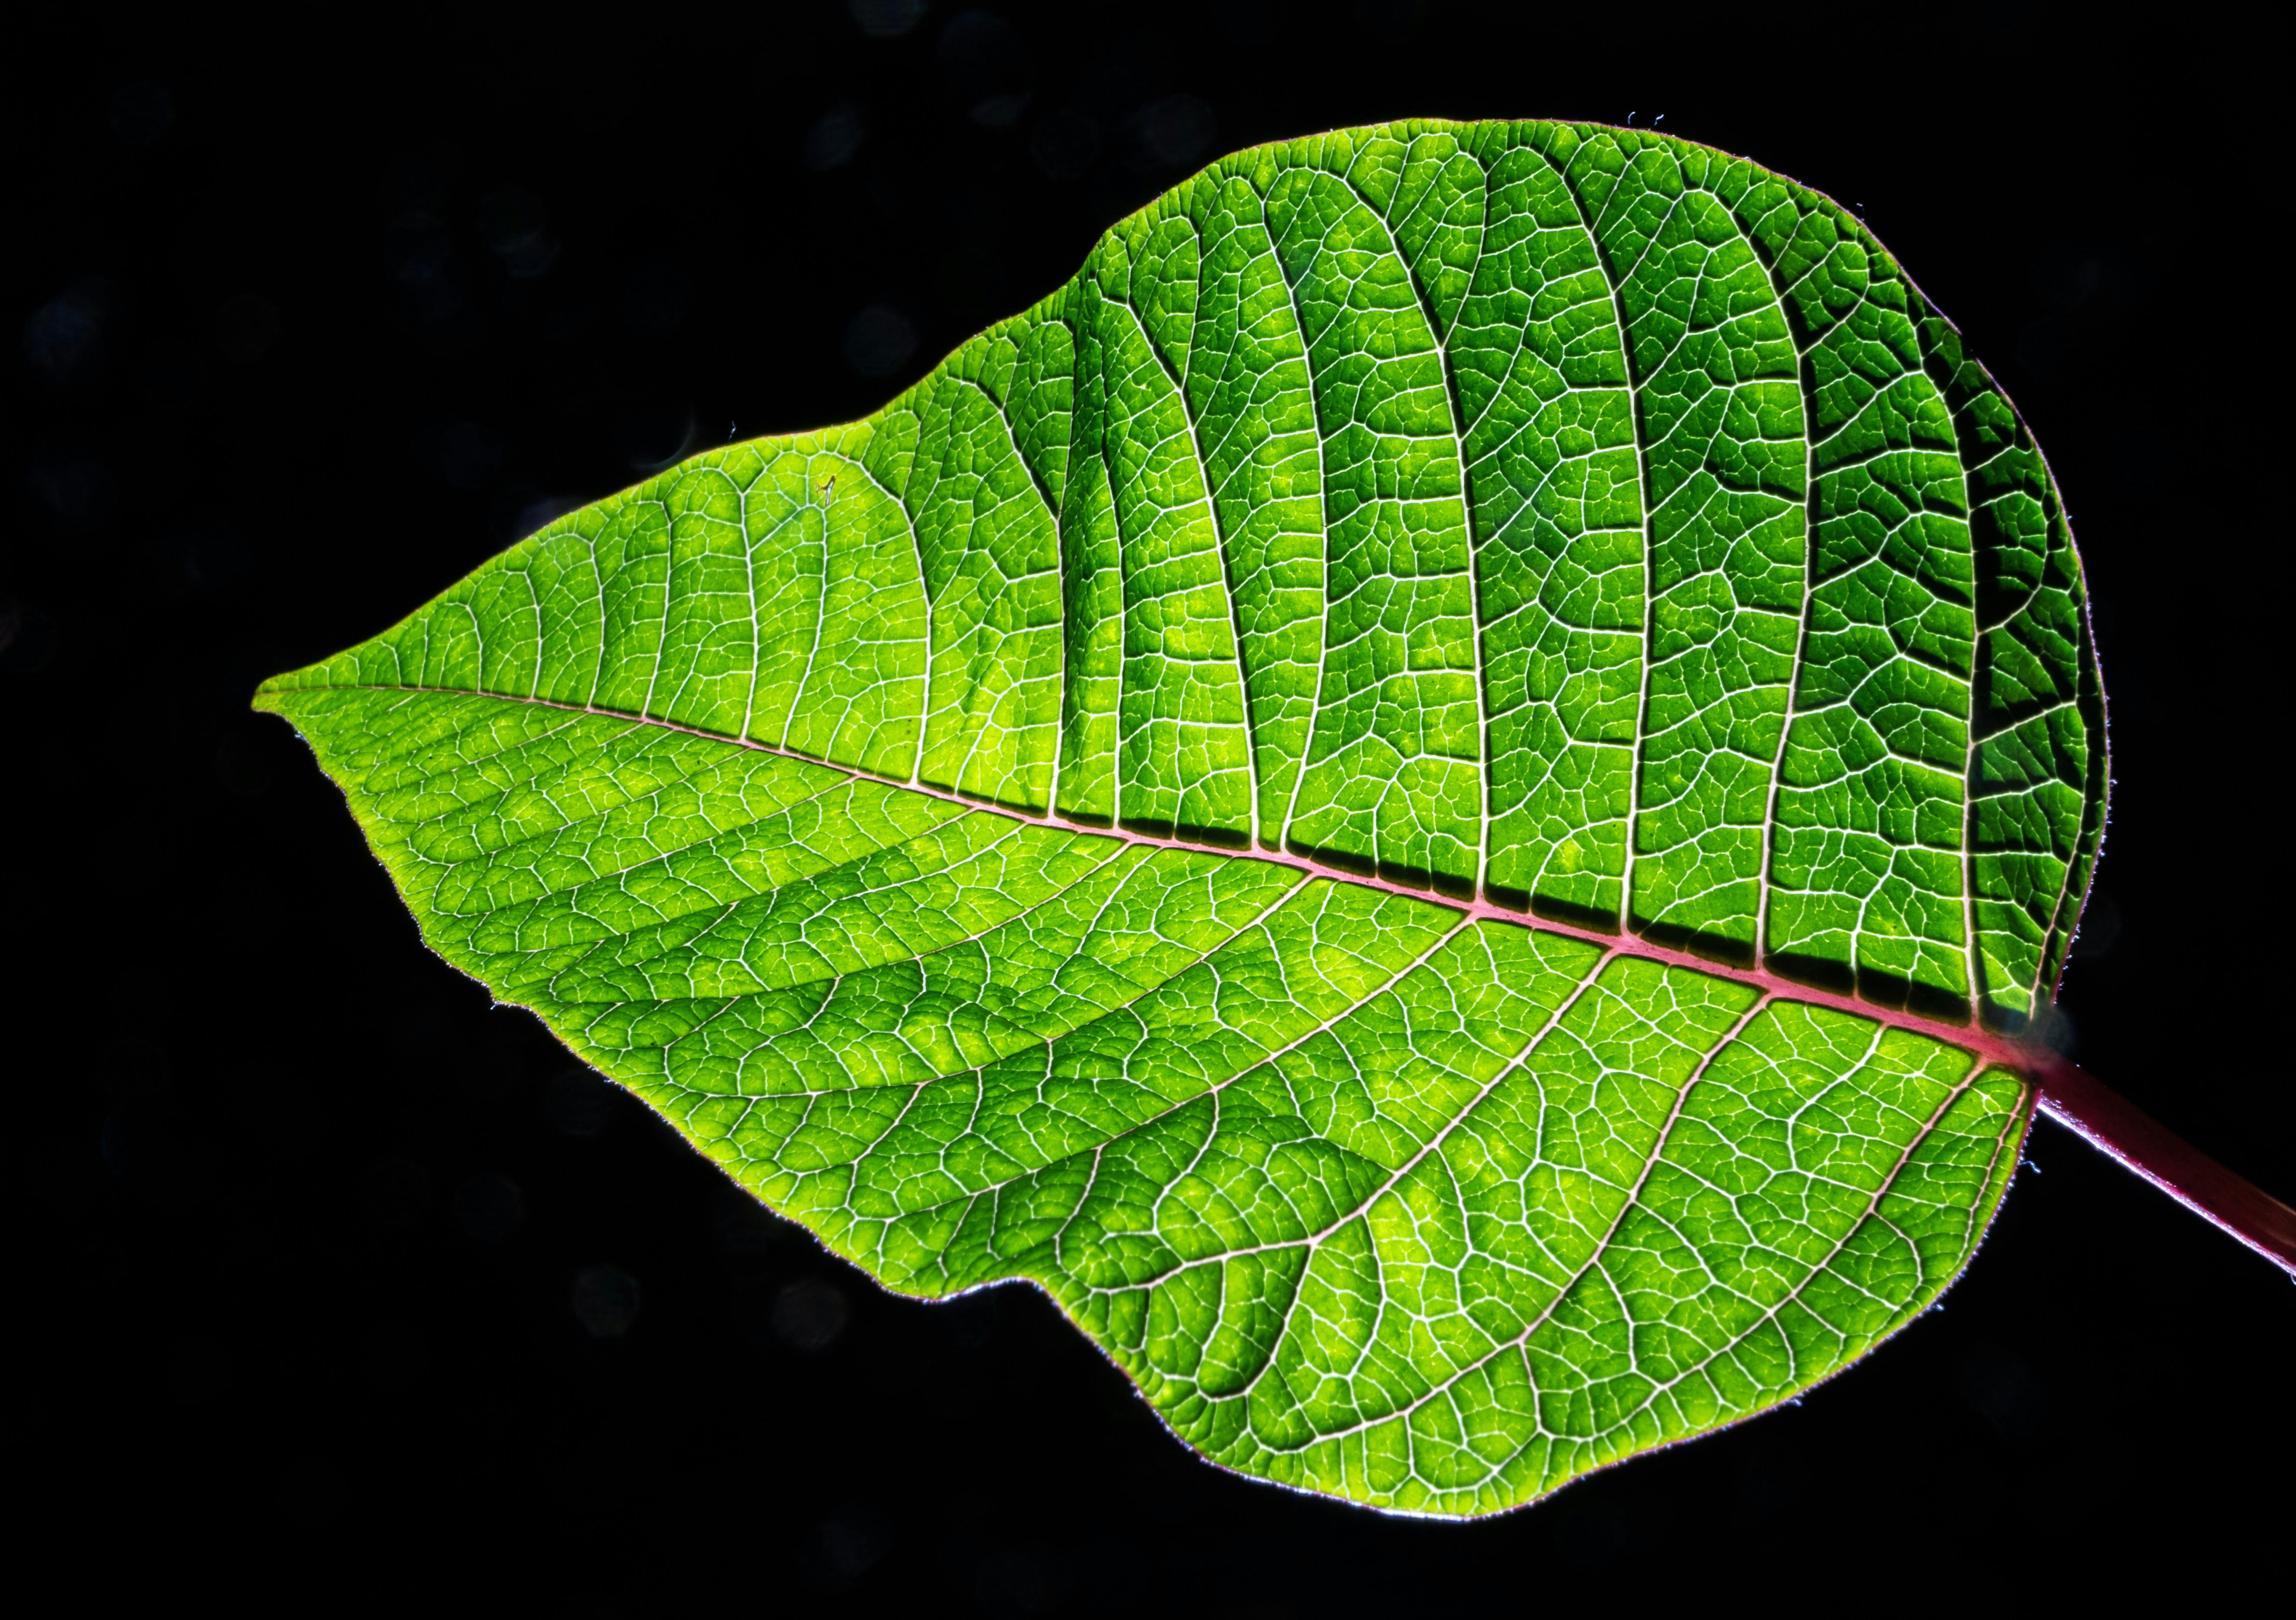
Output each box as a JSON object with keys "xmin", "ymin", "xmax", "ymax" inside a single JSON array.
[{"xmin": 261, "ymin": 120, "xmax": 2094, "ymax": 1513}]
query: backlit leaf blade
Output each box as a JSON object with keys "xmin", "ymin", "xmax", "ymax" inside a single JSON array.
[{"xmin": 258, "ymin": 120, "xmax": 2100, "ymax": 1514}]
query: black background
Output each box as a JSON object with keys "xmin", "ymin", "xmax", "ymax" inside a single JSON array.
[{"xmin": 10, "ymin": 2, "xmax": 2289, "ymax": 1609}]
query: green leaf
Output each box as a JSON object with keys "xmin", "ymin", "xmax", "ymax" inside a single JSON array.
[{"xmin": 258, "ymin": 119, "xmax": 2103, "ymax": 1515}]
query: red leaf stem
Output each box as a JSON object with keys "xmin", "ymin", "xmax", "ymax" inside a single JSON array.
[
  {"xmin": 2033, "ymin": 1053, "xmax": 2296, "ymax": 1277},
  {"xmin": 283, "ymin": 686, "xmax": 2296, "ymax": 1280}
]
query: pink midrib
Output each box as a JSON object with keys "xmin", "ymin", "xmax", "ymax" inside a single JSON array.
[{"xmin": 274, "ymin": 678, "xmax": 2296, "ymax": 1274}]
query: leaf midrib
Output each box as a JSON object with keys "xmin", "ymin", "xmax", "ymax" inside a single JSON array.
[{"xmin": 277, "ymin": 677, "xmax": 2050, "ymax": 1077}]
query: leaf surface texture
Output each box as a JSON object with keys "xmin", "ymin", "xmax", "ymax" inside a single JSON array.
[{"xmin": 261, "ymin": 120, "xmax": 2102, "ymax": 1513}]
